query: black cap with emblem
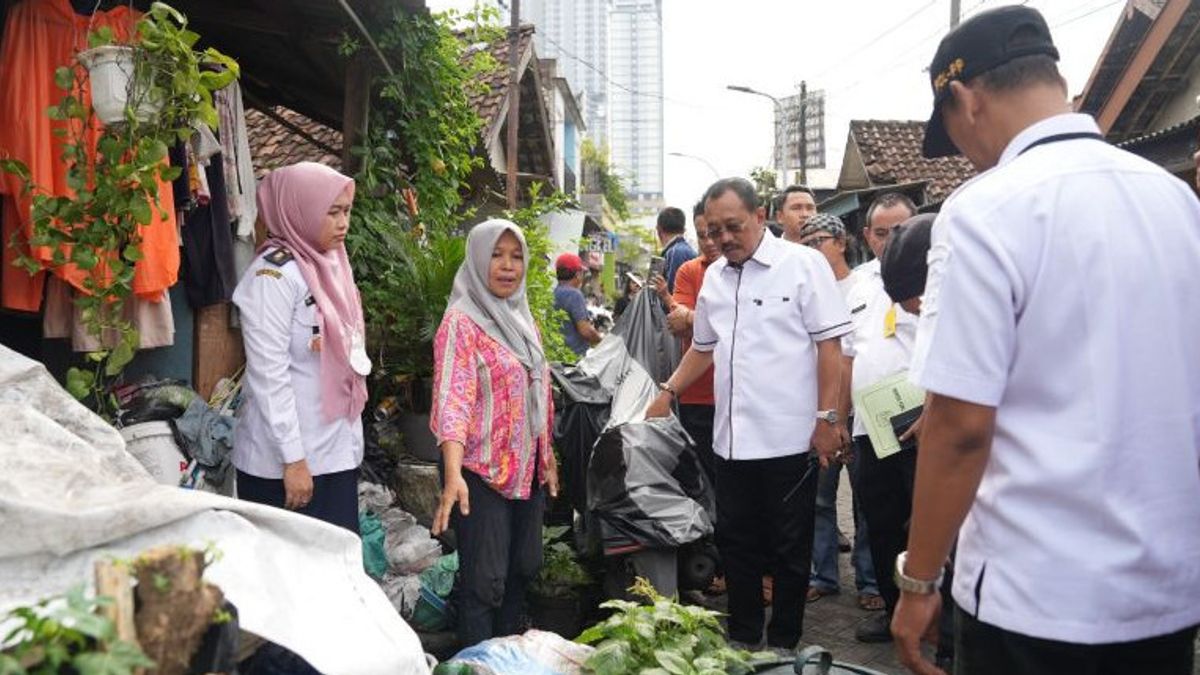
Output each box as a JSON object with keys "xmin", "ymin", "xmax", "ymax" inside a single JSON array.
[{"xmin": 922, "ymin": 5, "xmax": 1059, "ymax": 159}]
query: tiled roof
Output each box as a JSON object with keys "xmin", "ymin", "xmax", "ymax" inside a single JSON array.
[
  {"xmin": 849, "ymin": 120, "xmax": 976, "ymax": 202},
  {"xmin": 245, "ymin": 106, "xmax": 343, "ymax": 178},
  {"xmin": 463, "ymin": 25, "xmax": 536, "ymax": 141}
]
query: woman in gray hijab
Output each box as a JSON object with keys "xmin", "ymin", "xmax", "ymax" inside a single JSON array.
[{"xmin": 429, "ymin": 219, "xmax": 558, "ymax": 647}]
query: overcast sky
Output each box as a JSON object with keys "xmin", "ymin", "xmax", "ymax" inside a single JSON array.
[{"xmin": 428, "ymin": 0, "xmax": 1126, "ymax": 211}]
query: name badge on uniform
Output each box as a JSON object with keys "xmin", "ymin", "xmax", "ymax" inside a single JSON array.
[
  {"xmin": 883, "ymin": 304, "xmax": 897, "ymax": 338},
  {"xmin": 349, "ymin": 329, "xmax": 373, "ymax": 376}
]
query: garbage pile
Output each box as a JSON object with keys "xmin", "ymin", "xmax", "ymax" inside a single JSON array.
[
  {"xmin": 358, "ymin": 483, "xmax": 455, "ymax": 632},
  {"xmin": 115, "ymin": 373, "xmax": 241, "ymax": 492}
]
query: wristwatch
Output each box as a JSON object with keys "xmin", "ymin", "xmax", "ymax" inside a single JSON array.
[
  {"xmin": 657, "ymin": 381, "xmax": 677, "ymax": 397},
  {"xmin": 816, "ymin": 409, "xmax": 839, "ymax": 425},
  {"xmin": 894, "ymin": 551, "xmax": 944, "ymax": 595}
]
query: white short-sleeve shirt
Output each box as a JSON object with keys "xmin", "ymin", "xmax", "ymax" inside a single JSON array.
[
  {"xmin": 911, "ymin": 113, "xmax": 1200, "ymax": 644},
  {"xmin": 231, "ymin": 251, "xmax": 364, "ymax": 479},
  {"xmin": 692, "ymin": 230, "xmax": 852, "ymax": 460},
  {"xmin": 842, "ymin": 259, "xmax": 919, "ymax": 438}
]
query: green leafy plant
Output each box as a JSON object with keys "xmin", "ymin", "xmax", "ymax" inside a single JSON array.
[
  {"xmin": 0, "ymin": 2, "xmax": 237, "ymax": 417},
  {"xmin": 0, "ymin": 585, "xmax": 155, "ymax": 675},
  {"xmin": 505, "ymin": 183, "xmax": 577, "ymax": 365},
  {"xmin": 577, "ymin": 578, "xmax": 770, "ymax": 675},
  {"xmin": 581, "ymin": 139, "xmax": 631, "ymax": 222},
  {"xmin": 530, "ymin": 526, "xmax": 591, "ymax": 599}
]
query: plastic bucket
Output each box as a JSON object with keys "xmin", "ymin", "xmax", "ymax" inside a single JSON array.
[
  {"xmin": 77, "ymin": 45, "xmax": 162, "ymax": 124},
  {"xmin": 120, "ymin": 421, "xmax": 188, "ymax": 486}
]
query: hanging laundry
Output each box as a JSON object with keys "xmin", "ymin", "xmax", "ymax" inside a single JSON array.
[
  {"xmin": 181, "ymin": 154, "xmax": 236, "ymax": 308},
  {"xmin": 215, "ymin": 82, "xmax": 258, "ymax": 241},
  {"xmin": 42, "ymin": 276, "xmax": 175, "ymax": 351},
  {"xmin": 0, "ymin": 0, "xmax": 179, "ymax": 312}
]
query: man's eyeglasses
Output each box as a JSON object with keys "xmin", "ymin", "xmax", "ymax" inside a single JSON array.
[
  {"xmin": 705, "ymin": 222, "xmax": 747, "ymax": 240},
  {"xmin": 803, "ymin": 235, "xmax": 834, "ymax": 249}
]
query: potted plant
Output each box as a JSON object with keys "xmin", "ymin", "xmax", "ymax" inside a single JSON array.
[
  {"xmin": 528, "ymin": 525, "xmax": 592, "ymax": 638},
  {"xmin": 76, "ymin": 3, "xmax": 236, "ymax": 127},
  {"xmin": 1, "ymin": 2, "xmax": 238, "ymax": 416}
]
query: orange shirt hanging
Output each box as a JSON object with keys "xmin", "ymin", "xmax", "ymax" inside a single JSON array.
[{"xmin": 0, "ymin": 0, "xmax": 178, "ymax": 312}]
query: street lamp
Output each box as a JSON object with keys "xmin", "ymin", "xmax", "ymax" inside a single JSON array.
[
  {"xmin": 668, "ymin": 151, "xmax": 720, "ymax": 181},
  {"xmin": 727, "ymin": 84, "xmax": 785, "ymax": 183}
]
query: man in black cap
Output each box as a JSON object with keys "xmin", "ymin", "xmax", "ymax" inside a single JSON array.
[
  {"xmin": 879, "ymin": 214, "xmax": 934, "ymax": 315},
  {"xmin": 892, "ymin": 5, "xmax": 1200, "ymax": 675}
]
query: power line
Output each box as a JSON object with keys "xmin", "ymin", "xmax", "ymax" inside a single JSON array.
[
  {"xmin": 810, "ymin": 0, "xmax": 940, "ymax": 81},
  {"xmin": 1051, "ymin": 0, "xmax": 1124, "ymax": 28},
  {"xmin": 540, "ymin": 32, "xmax": 700, "ymax": 108}
]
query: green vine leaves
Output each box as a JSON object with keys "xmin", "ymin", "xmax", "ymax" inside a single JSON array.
[{"xmin": 0, "ymin": 2, "xmax": 239, "ymax": 413}]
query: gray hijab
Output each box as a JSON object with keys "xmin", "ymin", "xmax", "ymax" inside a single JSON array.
[{"xmin": 446, "ymin": 219, "xmax": 549, "ymax": 437}]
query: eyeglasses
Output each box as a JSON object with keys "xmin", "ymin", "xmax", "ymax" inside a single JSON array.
[
  {"xmin": 705, "ymin": 221, "xmax": 748, "ymax": 240},
  {"xmin": 803, "ymin": 235, "xmax": 834, "ymax": 249}
]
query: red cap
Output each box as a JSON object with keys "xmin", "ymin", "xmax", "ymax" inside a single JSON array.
[{"xmin": 555, "ymin": 252, "xmax": 585, "ymax": 273}]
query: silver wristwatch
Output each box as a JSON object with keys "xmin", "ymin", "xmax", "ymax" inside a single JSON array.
[
  {"xmin": 894, "ymin": 551, "xmax": 943, "ymax": 595},
  {"xmin": 816, "ymin": 409, "xmax": 839, "ymax": 425}
]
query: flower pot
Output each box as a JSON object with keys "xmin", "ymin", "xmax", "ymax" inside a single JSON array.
[
  {"xmin": 527, "ymin": 592, "xmax": 583, "ymax": 639},
  {"xmin": 77, "ymin": 45, "xmax": 162, "ymax": 124}
]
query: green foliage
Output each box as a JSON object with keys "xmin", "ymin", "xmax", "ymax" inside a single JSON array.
[
  {"xmin": 0, "ymin": 2, "xmax": 237, "ymax": 416},
  {"xmin": 749, "ymin": 166, "xmax": 779, "ymax": 214},
  {"xmin": 346, "ymin": 225, "xmax": 465, "ymax": 379},
  {"xmin": 581, "ymin": 140, "xmax": 631, "ymax": 221},
  {"xmin": 504, "ymin": 184, "xmax": 576, "ymax": 365},
  {"xmin": 350, "ymin": 5, "xmax": 502, "ymax": 235},
  {"xmin": 0, "ymin": 585, "xmax": 154, "ymax": 675},
  {"xmin": 614, "ymin": 221, "xmax": 658, "ymax": 279},
  {"xmin": 530, "ymin": 526, "xmax": 591, "ymax": 599},
  {"xmin": 576, "ymin": 578, "xmax": 771, "ymax": 675}
]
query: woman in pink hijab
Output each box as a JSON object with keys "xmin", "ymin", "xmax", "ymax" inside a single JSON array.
[{"xmin": 231, "ymin": 162, "xmax": 370, "ymax": 533}]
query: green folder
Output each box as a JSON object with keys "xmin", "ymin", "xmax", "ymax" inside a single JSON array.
[{"xmin": 852, "ymin": 371, "xmax": 925, "ymax": 460}]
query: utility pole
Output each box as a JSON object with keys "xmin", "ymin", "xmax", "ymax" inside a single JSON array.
[
  {"xmin": 798, "ymin": 80, "xmax": 808, "ymax": 186},
  {"xmin": 950, "ymin": 0, "xmax": 961, "ymax": 28},
  {"xmin": 506, "ymin": 0, "xmax": 521, "ymax": 209}
]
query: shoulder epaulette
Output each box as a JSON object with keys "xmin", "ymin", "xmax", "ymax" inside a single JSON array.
[{"xmin": 265, "ymin": 248, "xmax": 293, "ymax": 266}]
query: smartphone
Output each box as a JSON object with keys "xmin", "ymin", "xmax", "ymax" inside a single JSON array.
[{"xmin": 649, "ymin": 255, "xmax": 665, "ymax": 278}]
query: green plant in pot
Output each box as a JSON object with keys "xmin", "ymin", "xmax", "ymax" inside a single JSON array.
[
  {"xmin": 0, "ymin": 2, "xmax": 237, "ymax": 417},
  {"xmin": 528, "ymin": 525, "xmax": 592, "ymax": 638}
]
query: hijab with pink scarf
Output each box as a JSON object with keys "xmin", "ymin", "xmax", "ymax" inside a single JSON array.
[{"xmin": 256, "ymin": 162, "xmax": 369, "ymax": 422}]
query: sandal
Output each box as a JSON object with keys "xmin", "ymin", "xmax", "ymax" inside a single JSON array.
[
  {"xmin": 858, "ymin": 593, "xmax": 885, "ymax": 611},
  {"xmin": 806, "ymin": 586, "xmax": 838, "ymax": 603}
]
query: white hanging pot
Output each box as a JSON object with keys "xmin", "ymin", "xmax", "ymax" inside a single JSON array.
[{"xmin": 77, "ymin": 45, "xmax": 162, "ymax": 125}]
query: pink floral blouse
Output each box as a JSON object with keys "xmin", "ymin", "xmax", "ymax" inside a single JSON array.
[{"xmin": 430, "ymin": 309, "xmax": 554, "ymax": 500}]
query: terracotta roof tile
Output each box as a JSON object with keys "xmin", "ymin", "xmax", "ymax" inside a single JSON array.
[
  {"xmin": 463, "ymin": 25, "xmax": 535, "ymax": 140},
  {"xmin": 246, "ymin": 106, "xmax": 343, "ymax": 178},
  {"xmin": 850, "ymin": 120, "xmax": 976, "ymax": 203}
]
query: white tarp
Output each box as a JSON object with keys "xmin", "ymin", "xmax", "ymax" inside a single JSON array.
[{"xmin": 0, "ymin": 345, "xmax": 430, "ymax": 675}]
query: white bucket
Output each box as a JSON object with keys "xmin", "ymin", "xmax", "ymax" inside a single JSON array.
[
  {"xmin": 77, "ymin": 45, "xmax": 162, "ymax": 125},
  {"xmin": 120, "ymin": 420, "xmax": 188, "ymax": 486}
]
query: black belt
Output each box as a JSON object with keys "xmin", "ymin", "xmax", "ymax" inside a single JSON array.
[{"xmin": 1017, "ymin": 131, "xmax": 1105, "ymax": 156}]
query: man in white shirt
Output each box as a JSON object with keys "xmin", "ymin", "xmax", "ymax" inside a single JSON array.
[
  {"xmin": 891, "ymin": 7, "xmax": 1200, "ymax": 674},
  {"xmin": 838, "ymin": 193, "xmax": 923, "ymax": 646},
  {"xmin": 647, "ymin": 178, "xmax": 851, "ymax": 651}
]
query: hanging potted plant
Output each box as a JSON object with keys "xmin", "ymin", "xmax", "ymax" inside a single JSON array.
[{"xmin": 0, "ymin": 2, "xmax": 238, "ymax": 417}]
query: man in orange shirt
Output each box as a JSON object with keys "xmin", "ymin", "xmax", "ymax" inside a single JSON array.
[{"xmin": 664, "ymin": 200, "xmax": 721, "ymax": 483}]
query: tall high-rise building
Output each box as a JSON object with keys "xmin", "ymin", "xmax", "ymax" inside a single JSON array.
[
  {"xmin": 520, "ymin": 0, "xmax": 611, "ymax": 145},
  {"xmin": 609, "ymin": 0, "xmax": 663, "ymax": 205}
]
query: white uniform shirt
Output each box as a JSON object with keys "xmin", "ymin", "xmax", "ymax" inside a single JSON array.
[
  {"xmin": 231, "ymin": 251, "xmax": 364, "ymax": 479},
  {"xmin": 843, "ymin": 259, "xmax": 919, "ymax": 438},
  {"xmin": 692, "ymin": 231, "xmax": 852, "ymax": 460},
  {"xmin": 911, "ymin": 113, "xmax": 1200, "ymax": 644}
]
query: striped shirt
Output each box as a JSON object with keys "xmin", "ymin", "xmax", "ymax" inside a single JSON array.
[{"xmin": 430, "ymin": 309, "xmax": 553, "ymax": 500}]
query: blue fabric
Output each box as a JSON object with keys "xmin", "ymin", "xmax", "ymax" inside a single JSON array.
[
  {"xmin": 811, "ymin": 461, "xmax": 878, "ymax": 594},
  {"xmin": 554, "ymin": 284, "xmax": 590, "ymax": 355},
  {"xmin": 661, "ymin": 236, "xmax": 697, "ymax": 292}
]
